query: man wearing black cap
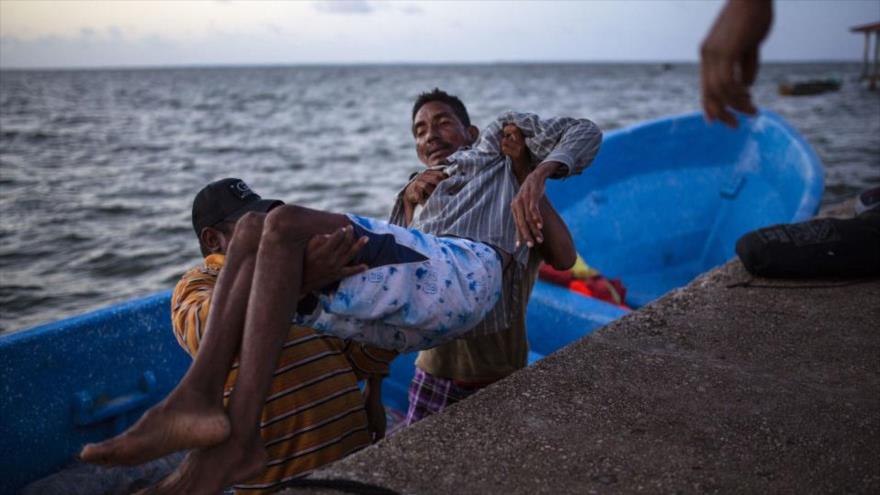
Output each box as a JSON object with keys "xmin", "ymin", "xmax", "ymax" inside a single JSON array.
[
  {"xmin": 190, "ymin": 178, "xmax": 284, "ymax": 257},
  {"xmin": 80, "ymin": 176, "xmax": 512, "ymax": 493},
  {"xmin": 83, "ymin": 178, "xmax": 397, "ymax": 492}
]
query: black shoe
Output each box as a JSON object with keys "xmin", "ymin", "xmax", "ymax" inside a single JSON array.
[
  {"xmin": 736, "ymin": 214, "xmax": 880, "ymax": 278},
  {"xmin": 855, "ymin": 186, "xmax": 880, "ymax": 216}
]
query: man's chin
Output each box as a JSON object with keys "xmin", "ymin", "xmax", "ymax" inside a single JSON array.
[{"xmin": 429, "ymin": 154, "xmax": 451, "ymax": 166}]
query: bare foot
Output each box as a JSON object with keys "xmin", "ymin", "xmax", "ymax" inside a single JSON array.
[
  {"xmin": 136, "ymin": 437, "xmax": 267, "ymax": 495},
  {"xmin": 80, "ymin": 400, "xmax": 230, "ymax": 466}
]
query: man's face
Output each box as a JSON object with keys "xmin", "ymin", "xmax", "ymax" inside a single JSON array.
[{"xmin": 412, "ymin": 101, "xmax": 474, "ymax": 166}]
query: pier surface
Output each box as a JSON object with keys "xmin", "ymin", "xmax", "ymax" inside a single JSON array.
[{"xmin": 291, "ymin": 210, "xmax": 880, "ymax": 494}]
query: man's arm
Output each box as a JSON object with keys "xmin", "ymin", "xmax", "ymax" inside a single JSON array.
[
  {"xmin": 502, "ymin": 125, "xmax": 576, "ymax": 269},
  {"xmin": 473, "ymin": 111, "xmax": 602, "ymax": 178},
  {"xmin": 701, "ymin": 0, "xmax": 773, "ymax": 127},
  {"xmin": 488, "ymin": 112, "xmax": 601, "ymax": 248},
  {"xmin": 340, "ymin": 337, "xmax": 398, "ymax": 443},
  {"xmin": 534, "ymin": 197, "xmax": 576, "ymax": 270}
]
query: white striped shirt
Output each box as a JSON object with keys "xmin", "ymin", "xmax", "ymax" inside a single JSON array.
[{"xmin": 390, "ymin": 111, "xmax": 602, "ymax": 335}]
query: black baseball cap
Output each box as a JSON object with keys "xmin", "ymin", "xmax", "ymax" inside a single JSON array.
[{"xmin": 192, "ymin": 178, "xmax": 283, "ymax": 236}]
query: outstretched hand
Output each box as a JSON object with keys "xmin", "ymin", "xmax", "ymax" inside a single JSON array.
[
  {"xmin": 302, "ymin": 226, "xmax": 369, "ymax": 293},
  {"xmin": 700, "ymin": 0, "xmax": 772, "ymax": 127}
]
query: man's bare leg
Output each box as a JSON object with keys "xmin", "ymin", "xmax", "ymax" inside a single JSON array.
[
  {"xmin": 83, "ymin": 206, "xmax": 349, "ymax": 469},
  {"xmin": 81, "ymin": 213, "xmax": 269, "ymax": 465},
  {"xmin": 144, "ymin": 205, "xmax": 351, "ymax": 493}
]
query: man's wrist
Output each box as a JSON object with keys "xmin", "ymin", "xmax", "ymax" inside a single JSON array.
[{"xmin": 535, "ymin": 161, "xmax": 563, "ymax": 180}]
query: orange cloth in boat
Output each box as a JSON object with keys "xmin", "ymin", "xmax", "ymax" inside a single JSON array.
[
  {"xmin": 170, "ymin": 254, "xmax": 396, "ymax": 493},
  {"xmin": 538, "ymin": 254, "xmax": 628, "ymax": 307}
]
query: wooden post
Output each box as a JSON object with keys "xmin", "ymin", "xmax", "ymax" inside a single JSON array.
[{"xmin": 851, "ymin": 23, "xmax": 880, "ymax": 87}]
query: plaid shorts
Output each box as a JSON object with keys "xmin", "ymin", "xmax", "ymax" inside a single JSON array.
[{"xmin": 404, "ymin": 368, "xmax": 482, "ymax": 426}]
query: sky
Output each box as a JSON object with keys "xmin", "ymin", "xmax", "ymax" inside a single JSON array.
[{"xmin": 0, "ymin": 0, "xmax": 878, "ymax": 69}]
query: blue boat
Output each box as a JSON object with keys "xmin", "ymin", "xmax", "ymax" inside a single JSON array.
[{"xmin": 0, "ymin": 110, "xmax": 823, "ymax": 492}]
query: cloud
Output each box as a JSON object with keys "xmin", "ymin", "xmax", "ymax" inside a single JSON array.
[
  {"xmin": 107, "ymin": 26, "xmax": 124, "ymax": 40},
  {"xmin": 399, "ymin": 4, "xmax": 423, "ymax": 15},
  {"xmin": 313, "ymin": 0, "xmax": 374, "ymax": 15},
  {"xmin": 0, "ymin": 31, "xmax": 177, "ymax": 69}
]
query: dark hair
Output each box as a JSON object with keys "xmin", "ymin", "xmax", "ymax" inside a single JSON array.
[{"xmin": 411, "ymin": 88, "xmax": 471, "ymax": 128}]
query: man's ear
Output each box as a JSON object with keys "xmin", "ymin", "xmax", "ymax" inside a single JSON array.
[
  {"xmin": 467, "ymin": 125, "xmax": 479, "ymax": 144},
  {"xmin": 199, "ymin": 227, "xmax": 223, "ymax": 254}
]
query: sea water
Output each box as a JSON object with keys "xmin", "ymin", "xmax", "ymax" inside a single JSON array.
[{"xmin": 1, "ymin": 63, "xmax": 878, "ymax": 332}]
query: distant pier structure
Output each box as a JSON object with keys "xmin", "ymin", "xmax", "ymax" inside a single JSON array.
[{"xmin": 851, "ymin": 21, "xmax": 880, "ymax": 90}]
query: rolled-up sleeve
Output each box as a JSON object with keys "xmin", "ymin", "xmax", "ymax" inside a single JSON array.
[
  {"xmin": 493, "ymin": 111, "xmax": 603, "ymax": 178},
  {"xmin": 388, "ymin": 185, "xmax": 410, "ymax": 227}
]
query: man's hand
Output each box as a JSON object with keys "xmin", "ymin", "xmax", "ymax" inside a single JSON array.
[
  {"xmin": 502, "ymin": 124, "xmax": 534, "ymax": 183},
  {"xmin": 403, "ymin": 169, "xmax": 448, "ymax": 225},
  {"xmin": 511, "ymin": 161, "xmax": 563, "ymax": 248},
  {"xmin": 700, "ymin": 0, "xmax": 773, "ymax": 128},
  {"xmin": 404, "ymin": 169, "xmax": 448, "ymax": 208},
  {"xmin": 301, "ymin": 226, "xmax": 368, "ymax": 294}
]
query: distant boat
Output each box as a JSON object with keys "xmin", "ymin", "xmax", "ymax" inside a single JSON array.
[
  {"xmin": 0, "ymin": 110, "xmax": 824, "ymax": 493},
  {"xmin": 779, "ymin": 79, "xmax": 841, "ymax": 96}
]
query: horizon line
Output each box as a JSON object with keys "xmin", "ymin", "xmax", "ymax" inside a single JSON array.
[{"xmin": 0, "ymin": 58, "xmax": 864, "ymax": 72}]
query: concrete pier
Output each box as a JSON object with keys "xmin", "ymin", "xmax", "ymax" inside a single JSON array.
[{"xmin": 291, "ymin": 207, "xmax": 880, "ymax": 494}]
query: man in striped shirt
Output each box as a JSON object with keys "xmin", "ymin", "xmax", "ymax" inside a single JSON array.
[
  {"xmin": 121, "ymin": 183, "xmax": 396, "ymax": 493},
  {"xmin": 392, "ymin": 89, "xmax": 603, "ymax": 424},
  {"xmin": 171, "ymin": 250, "xmax": 396, "ymax": 493},
  {"xmin": 78, "ymin": 177, "xmax": 516, "ymax": 493}
]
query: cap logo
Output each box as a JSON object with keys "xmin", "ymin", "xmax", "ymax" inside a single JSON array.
[{"xmin": 229, "ymin": 181, "xmax": 255, "ymax": 200}]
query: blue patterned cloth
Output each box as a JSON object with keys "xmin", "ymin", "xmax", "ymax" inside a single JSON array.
[{"xmin": 295, "ymin": 215, "xmax": 502, "ymax": 352}]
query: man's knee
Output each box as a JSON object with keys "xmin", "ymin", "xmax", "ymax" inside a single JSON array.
[
  {"xmin": 263, "ymin": 205, "xmax": 310, "ymax": 245},
  {"xmin": 230, "ymin": 212, "xmax": 266, "ymax": 251},
  {"xmin": 236, "ymin": 212, "xmax": 266, "ymax": 235}
]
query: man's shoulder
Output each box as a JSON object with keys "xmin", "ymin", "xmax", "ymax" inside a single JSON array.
[{"xmin": 173, "ymin": 256, "xmax": 223, "ymax": 299}]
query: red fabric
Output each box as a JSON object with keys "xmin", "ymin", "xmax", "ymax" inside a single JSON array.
[
  {"xmin": 538, "ymin": 263, "xmax": 574, "ymax": 286},
  {"xmin": 539, "ymin": 262, "xmax": 629, "ymax": 309},
  {"xmin": 570, "ymin": 278, "xmax": 628, "ymax": 308}
]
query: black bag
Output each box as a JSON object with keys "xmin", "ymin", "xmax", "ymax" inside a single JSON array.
[{"xmin": 736, "ymin": 213, "xmax": 880, "ymax": 278}]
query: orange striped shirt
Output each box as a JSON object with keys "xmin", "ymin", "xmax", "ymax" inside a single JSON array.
[{"xmin": 171, "ymin": 254, "xmax": 396, "ymax": 493}]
